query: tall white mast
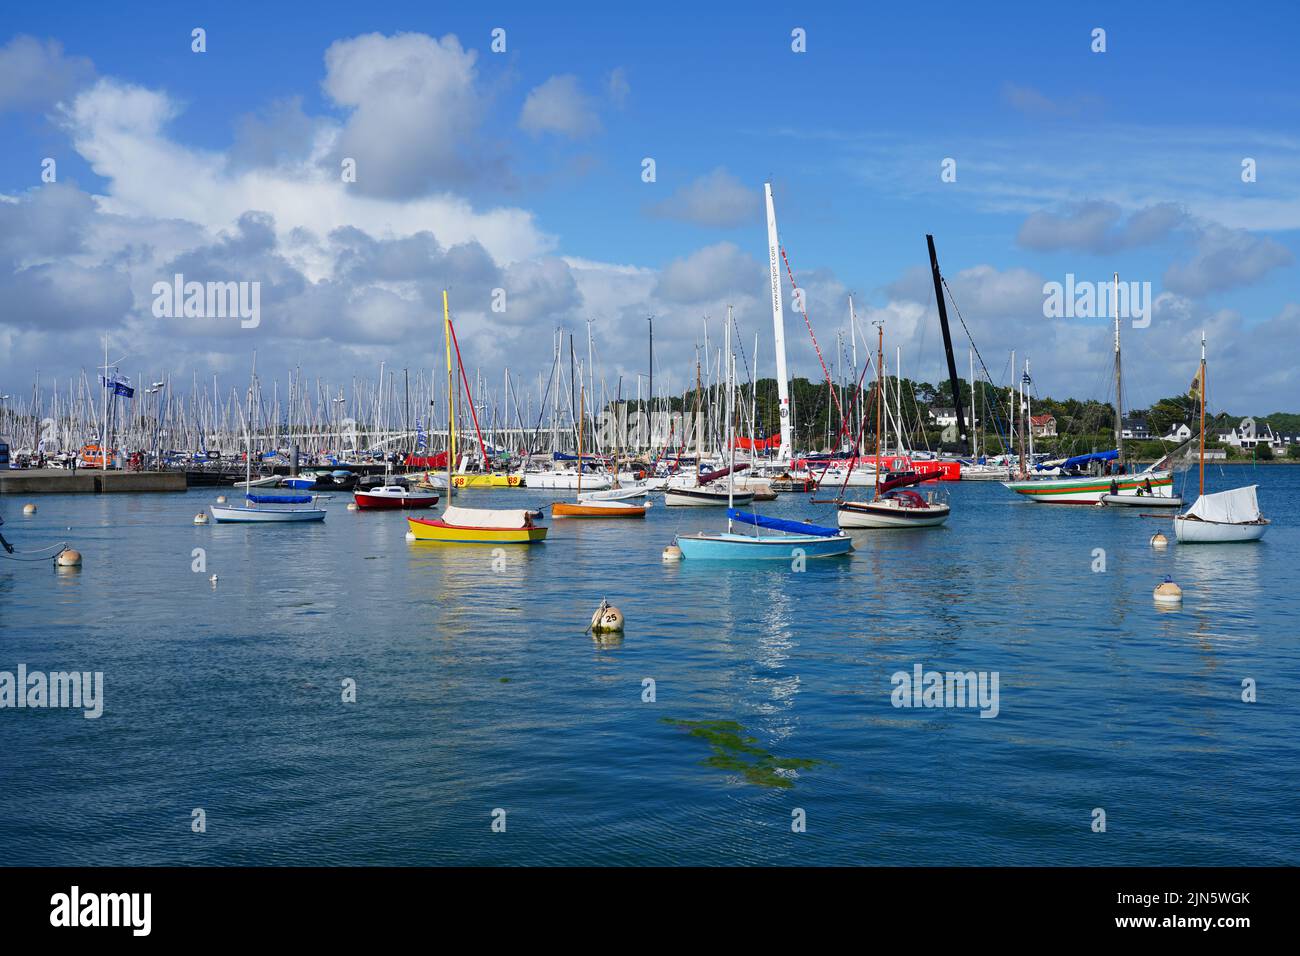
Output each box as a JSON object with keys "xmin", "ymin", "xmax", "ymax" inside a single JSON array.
[{"xmin": 765, "ymin": 183, "xmax": 793, "ymax": 463}]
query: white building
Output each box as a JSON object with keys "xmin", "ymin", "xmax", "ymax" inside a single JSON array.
[{"xmin": 1216, "ymin": 417, "xmax": 1285, "ymax": 451}]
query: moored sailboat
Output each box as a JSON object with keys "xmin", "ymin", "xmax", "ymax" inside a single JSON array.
[
  {"xmin": 1173, "ymin": 334, "xmax": 1269, "ymax": 543},
  {"xmin": 674, "ymin": 304, "xmax": 852, "ymax": 560},
  {"xmin": 552, "ymin": 389, "xmax": 647, "ymax": 518},
  {"xmin": 406, "ymin": 291, "xmax": 548, "ymax": 544}
]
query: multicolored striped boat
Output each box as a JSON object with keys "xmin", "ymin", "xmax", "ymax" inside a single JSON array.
[{"xmin": 1003, "ymin": 469, "xmax": 1173, "ymax": 505}]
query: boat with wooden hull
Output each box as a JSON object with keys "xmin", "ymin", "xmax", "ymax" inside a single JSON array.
[
  {"xmin": 354, "ymin": 485, "xmax": 439, "ymax": 510},
  {"xmin": 837, "ymin": 494, "xmax": 950, "ymax": 528},
  {"xmin": 552, "ymin": 499, "xmax": 647, "ymax": 518},
  {"xmin": 210, "ymin": 493, "xmax": 326, "ymax": 523},
  {"xmin": 407, "ymin": 505, "xmax": 547, "ymax": 544},
  {"xmin": 1173, "ymin": 485, "xmax": 1268, "ymax": 543},
  {"xmin": 1003, "ymin": 470, "xmax": 1173, "ymax": 504},
  {"xmin": 676, "ymin": 511, "xmax": 852, "ymax": 561}
]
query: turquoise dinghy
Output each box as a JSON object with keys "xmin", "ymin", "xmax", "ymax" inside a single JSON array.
[{"xmin": 675, "ymin": 509, "xmax": 853, "ymax": 561}]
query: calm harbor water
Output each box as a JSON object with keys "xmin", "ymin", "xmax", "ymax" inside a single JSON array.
[{"xmin": 2, "ymin": 465, "xmax": 1298, "ymax": 866}]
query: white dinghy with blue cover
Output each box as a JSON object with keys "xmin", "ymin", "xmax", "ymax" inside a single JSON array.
[{"xmin": 210, "ymin": 492, "xmax": 327, "ymax": 523}]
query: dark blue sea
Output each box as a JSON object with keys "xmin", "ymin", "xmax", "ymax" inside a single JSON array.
[{"xmin": 2, "ymin": 464, "xmax": 1297, "ymax": 865}]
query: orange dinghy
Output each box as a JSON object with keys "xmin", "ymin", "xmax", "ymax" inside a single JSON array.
[{"xmin": 551, "ymin": 499, "xmax": 647, "ymax": 518}]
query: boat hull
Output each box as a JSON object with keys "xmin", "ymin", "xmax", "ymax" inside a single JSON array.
[
  {"xmin": 675, "ymin": 531, "xmax": 853, "ymax": 560},
  {"xmin": 837, "ymin": 500, "xmax": 950, "ymax": 528},
  {"xmin": 1100, "ymin": 493, "xmax": 1183, "ymax": 508},
  {"xmin": 209, "ymin": 505, "xmax": 326, "ymax": 523},
  {"xmin": 451, "ymin": 473, "xmax": 522, "ymax": 488},
  {"xmin": 354, "ymin": 490, "xmax": 439, "ymax": 510},
  {"xmin": 406, "ymin": 517, "xmax": 547, "ymax": 543},
  {"xmin": 664, "ymin": 488, "xmax": 755, "ymax": 507},
  {"xmin": 523, "ymin": 472, "xmax": 613, "ymax": 491},
  {"xmin": 552, "ymin": 501, "xmax": 647, "ymax": 518},
  {"xmin": 1173, "ymin": 516, "xmax": 1268, "ymax": 543},
  {"xmin": 1003, "ymin": 471, "xmax": 1173, "ymax": 504}
]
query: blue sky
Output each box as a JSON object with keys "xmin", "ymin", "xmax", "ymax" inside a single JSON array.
[{"xmin": 1, "ymin": 0, "xmax": 1297, "ymax": 414}]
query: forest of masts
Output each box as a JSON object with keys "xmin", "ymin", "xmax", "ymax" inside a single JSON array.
[{"xmin": 1, "ymin": 325, "xmax": 1025, "ymax": 463}]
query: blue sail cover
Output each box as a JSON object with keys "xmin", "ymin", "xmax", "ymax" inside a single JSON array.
[
  {"xmin": 246, "ymin": 493, "xmax": 312, "ymax": 504},
  {"xmin": 1039, "ymin": 449, "xmax": 1119, "ymax": 471},
  {"xmin": 728, "ymin": 509, "xmax": 840, "ymax": 537}
]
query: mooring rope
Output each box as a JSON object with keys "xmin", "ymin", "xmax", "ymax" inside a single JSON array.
[{"xmin": 0, "ymin": 542, "xmax": 69, "ymax": 562}]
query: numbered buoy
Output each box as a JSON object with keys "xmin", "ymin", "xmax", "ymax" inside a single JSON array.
[
  {"xmin": 1149, "ymin": 531, "xmax": 1168, "ymax": 549},
  {"xmin": 662, "ymin": 544, "xmax": 682, "ymax": 562},
  {"xmin": 194, "ymin": 512, "xmax": 209, "ymax": 525},
  {"xmin": 589, "ymin": 598, "xmax": 624, "ymax": 634},
  {"xmin": 216, "ymin": 495, "xmax": 227, "ymax": 504},
  {"xmin": 1154, "ymin": 577, "xmax": 1182, "ymax": 605},
  {"xmin": 346, "ymin": 502, "xmax": 358, "ymax": 511},
  {"xmin": 55, "ymin": 549, "xmax": 82, "ymax": 568},
  {"xmin": 22, "ymin": 503, "xmax": 36, "ymax": 515}
]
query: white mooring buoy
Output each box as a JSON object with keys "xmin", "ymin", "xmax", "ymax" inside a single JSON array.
[
  {"xmin": 662, "ymin": 544, "xmax": 682, "ymax": 563},
  {"xmin": 55, "ymin": 549, "xmax": 82, "ymax": 568},
  {"xmin": 347, "ymin": 502, "xmax": 358, "ymax": 511},
  {"xmin": 194, "ymin": 512, "xmax": 209, "ymax": 525},
  {"xmin": 216, "ymin": 495, "xmax": 227, "ymax": 504},
  {"xmin": 22, "ymin": 503, "xmax": 36, "ymax": 515},
  {"xmin": 1154, "ymin": 577, "xmax": 1183, "ymax": 605},
  {"xmin": 1150, "ymin": 531, "xmax": 1168, "ymax": 549},
  {"xmin": 589, "ymin": 597, "xmax": 625, "ymax": 634}
]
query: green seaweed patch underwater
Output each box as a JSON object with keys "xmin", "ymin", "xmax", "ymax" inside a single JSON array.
[{"xmin": 661, "ymin": 718, "xmax": 820, "ymax": 789}]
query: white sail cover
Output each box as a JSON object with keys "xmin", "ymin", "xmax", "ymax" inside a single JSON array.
[
  {"xmin": 441, "ymin": 506, "xmax": 531, "ymax": 528},
  {"xmin": 1185, "ymin": 485, "xmax": 1261, "ymax": 523}
]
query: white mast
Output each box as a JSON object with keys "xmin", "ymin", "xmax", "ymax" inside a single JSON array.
[
  {"xmin": 725, "ymin": 306, "xmax": 735, "ymax": 527},
  {"xmin": 765, "ymin": 183, "xmax": 793, "ymax": 463}
]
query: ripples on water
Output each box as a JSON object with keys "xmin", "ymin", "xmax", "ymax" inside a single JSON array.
[{"xmin": 1, "ymin": 466, "xmax": 1298, "ymax": 865}]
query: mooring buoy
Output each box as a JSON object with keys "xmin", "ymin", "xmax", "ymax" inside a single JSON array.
[
  {"xmin": 55, "ymin": 549, "xmax": 82, "ymax": 568},
  {"xmin": 194, "ymin": 512, "xmax": 209, "ymax": 525},
  {"xmin": 1150, "ymin": 531, "xmax": 1168, "ymax": 549},
  {"xmin": 216, "ymin": 495, "xmax": 227, "ymax": 504},
  {"xmin": 346, "ymin": 502, "xmax": 358, "ymax": 511},
  {"xmin": 662, "ymin": 544, "xmax": 682, "ymax": 562},
  {"xmin": 210, "ymin": 574, "xmax": 218, "ymax": 587},
  {"xmin": 590, "ymin": 598, "xmax": 625, "ymax": 634},
  {"xmin": 1154, "ymin": 577, "xmax": 1182, "ymax": 605},
  {"xmin": 22, "ymin": 503, "xmax": 36, "ymax": 515}
]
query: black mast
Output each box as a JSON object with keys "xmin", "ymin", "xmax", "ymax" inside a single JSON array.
[{"xmin": 926, "ymin": 234, "xmax": 968, "ymax": 455}]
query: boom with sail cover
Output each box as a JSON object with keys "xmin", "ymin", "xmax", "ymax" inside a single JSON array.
[{"xmin": 727, "ymin": 509, "xmax": 841, "ymax": 538}]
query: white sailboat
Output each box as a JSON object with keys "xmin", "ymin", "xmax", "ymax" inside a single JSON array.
[
  {"xmin": 1173, "ymin": 334, "xmax": 1268, "ymax": 543},
  {"xmin": 209, "ymin": 358, "xmax": 327, "ymax": 524}
]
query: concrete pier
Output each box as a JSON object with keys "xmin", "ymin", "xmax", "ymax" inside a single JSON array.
[{"xmin": 0, "ymin": 469, "xmax": 188, "ymax": 495}]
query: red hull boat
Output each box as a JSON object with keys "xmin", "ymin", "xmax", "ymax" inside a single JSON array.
[{"xmin": 354, "ymin": 485, "xmax": 440, "ymax": 510}]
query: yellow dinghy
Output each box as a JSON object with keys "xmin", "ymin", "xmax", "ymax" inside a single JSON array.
[{"xmin": 407, "ymin": 505, "xmax": 547, "ymax": 544}]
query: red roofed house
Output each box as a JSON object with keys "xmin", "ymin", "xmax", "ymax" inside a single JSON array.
[{"xmin": 1030, "ymin": 414, "xmax": 1057, "ymax": 438}]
